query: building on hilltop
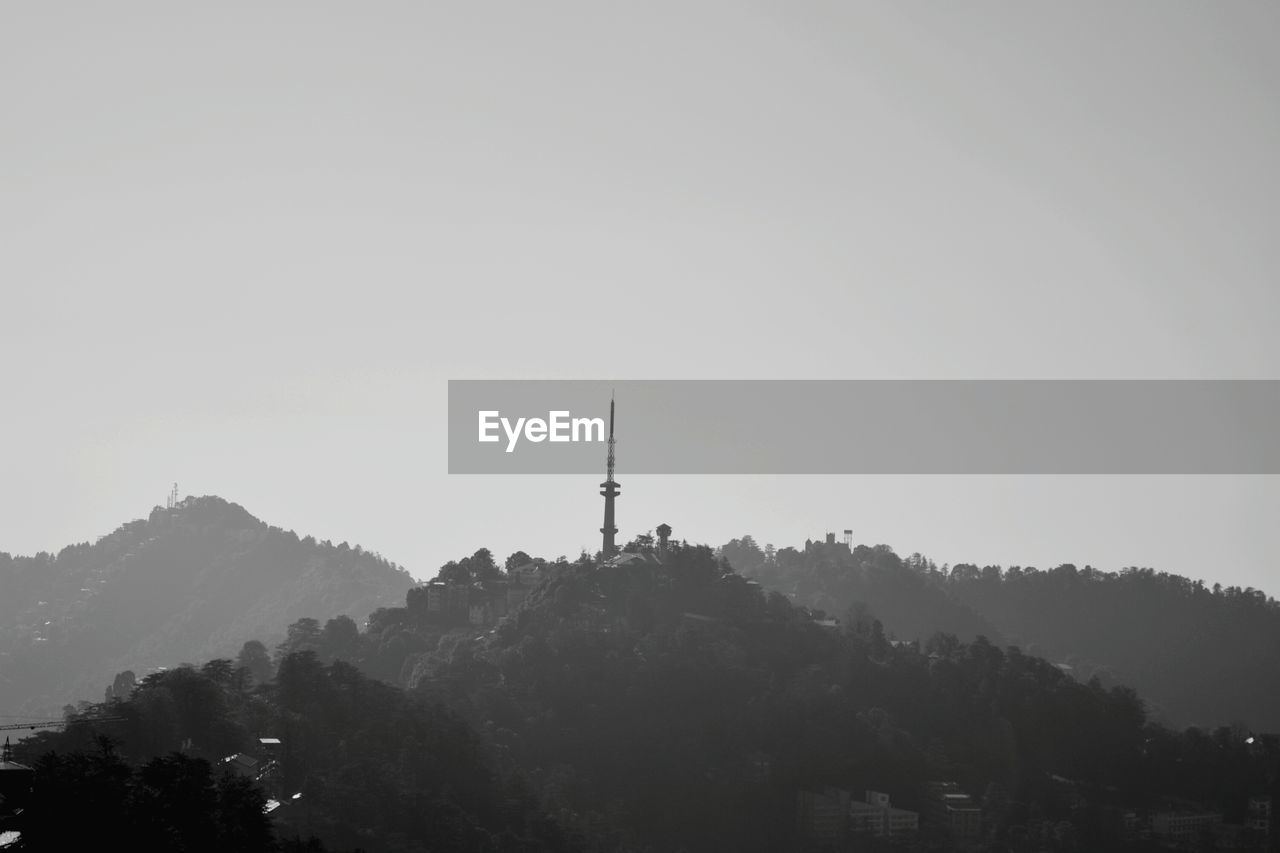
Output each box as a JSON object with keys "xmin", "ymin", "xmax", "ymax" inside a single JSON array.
[
  {"xmin": 804, "ymin": 531, "xmax": 853, "ymax": 558},
  {"xmin": 417, "ymin": 564, "xmax": 546, "ymax": 630}
]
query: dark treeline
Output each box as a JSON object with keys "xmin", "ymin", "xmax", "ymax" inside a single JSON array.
[
  {"xmin": 720, "ymin": 535, "xmax": 1280, "ymax": 730},
  {"xmin": 16, "ymin": 742, "xmax": 276, "ymax": 852},
  {"xmin": 13, "ymin": 655, "xmax": 576, "ymax": 852},
  {"xmin": 10, "ymin": 529, "xmax": 1280, "ymax": 851}
]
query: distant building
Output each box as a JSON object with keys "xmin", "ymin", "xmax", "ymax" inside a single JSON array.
[
  {"xmin": 0, "ymin": 739, "xmax": 34, "ymax": 827},
  {"xmin": 220, "ymin": 752, "xmax": 260, "ymax": 779},
  {"xmin": 798, "ymin": 788, "xmax": 918, "ymax": 843},
  {"xmin": 655, "ymin": 523, "xmax": 673, "ymax": 561},
  {"xmin": 422, "ymin": 573, "xmax": 544, "ymax": 629},
  {"xmin": 469, "ymin": 599, "xmax": 496, "ymax": 626},
  {"xmin": 1247, "ymin": 795, "xmax": 1271, "ymax": 836},
  {"xmin": 797, "ymin": 788, "xmax": 852, "ymax": 843},
  {"xmin": 505, "ymin": 563, "xmax": 541, "ymax": 609},
  {"xmin": 424, "ymin": 581, "xmax": 470, "ymax": 621},
  {"xmin": 1121, "ymin": 811, "xmax": 1149, "ymax": 842},
  {"xmin": 804, "ymin": 532, "xmax": 852, "ymax": 556},
  {"xmin": 848, "ymin": 791, "xmax": 919, "ymax": 838},
  {"xmin": 927, "ymin": 782, "xmax": 983, "ymax": 843},
  {"xmin": 1150, "ymin": 810, "xmax": 1222, "ymax": 843}
]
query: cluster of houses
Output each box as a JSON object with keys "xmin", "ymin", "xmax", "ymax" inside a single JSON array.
[
  {"xmin": 220, "ymin": 737, "xmax": 306, "ymax": 821},
  {"xmin": 417, "ymin": 562, "xmax": 545, "ymax": 628},
  {"xmin": 797, "ymin": 780, "xmax": 1273, "ymax": 851},
  {"xmin": 1122, "ymin": 796, "xmax": 1272, "ymax": 849},
  {"xmin": 797, "ymin": 782, "xmax": 978, "ymax": 846}
]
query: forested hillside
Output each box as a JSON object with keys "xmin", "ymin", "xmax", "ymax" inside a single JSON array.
[
  {"xmin": 13, "ymin": 654, "xmax": 573, "ymax": 852},
  {"xmin": 10, "ymin": 527, "xmax": 1280, "ymax": 850},
  {"xmin": 0, "ymin": 496, "xmax": 413, "ymax": 719},
  {"xmin": 718, "ymin": 535, "xmax": 1280, "ymax": 730}
]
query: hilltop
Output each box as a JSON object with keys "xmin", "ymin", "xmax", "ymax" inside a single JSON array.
[{"xmin": 0, "ymin": 495, "xmax": 414, "ymax": 719}]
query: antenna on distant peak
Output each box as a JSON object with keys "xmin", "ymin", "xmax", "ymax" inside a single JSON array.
[
  {"xmin": 599, "ymin": 391, "xmax": 620, "ymax": 557},
  {"xmin": 606, "ymin": 392, "xmax": 616, "ymax": 482}
]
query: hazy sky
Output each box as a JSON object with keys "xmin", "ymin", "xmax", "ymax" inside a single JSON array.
[{"xmin": 3, "ymin": 3, "xmax": 1278, "ymax": 591}]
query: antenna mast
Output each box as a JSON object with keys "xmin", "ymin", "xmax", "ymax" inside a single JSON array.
[
  {"xmin": 606, "ymin": 392, "xmax": 616, "ymax": 483},
  {"xmin": 599, "ymin": 391, "xmax": 621, "ymax": 557}
]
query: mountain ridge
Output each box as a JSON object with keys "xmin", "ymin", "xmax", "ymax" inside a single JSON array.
[
  {"xmin": 718, "ymin": 535, "xmax": 1280, "ymax": 730},
  {"xmin": 0, "ymin": 495, "xmax": 414, "ymax": 719}
]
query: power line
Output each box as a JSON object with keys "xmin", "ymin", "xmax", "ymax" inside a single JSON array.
[{"xmin": 0, "ymin": 717, "xmax": 124, "ymax": 732}]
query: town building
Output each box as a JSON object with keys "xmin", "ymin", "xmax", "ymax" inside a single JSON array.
[
  {"xmin": 220, "ymin": 752, "xmax": 260, "ymax": 779},
  {"xmin": 797, "ymin": 787, "xmax": 852, "ymax": 843},
  {"xmin": 0, "ymin": 739, "xmax": 34, "ymax": 833},
  {"xmin": 418, "ymin": 569, "xmax": 544, "ymax": 630},
  {"xmin": 927, "ymin": 781, "xmax": 983, "ymax": 843},
  {"xmin": 797, "ymin": 788, "xmax": 919, "ymax": 843},
  {"xmin": 848, "ymin": 790, "xmax": 920, "ymax": 838},
  {"xmin": 1150, "ymin": 810, "xmax": 1222, "ymax": 844},
  {"xmin": 1247, "ymin": 795, "xmax": 1271, "ymax": 836}
]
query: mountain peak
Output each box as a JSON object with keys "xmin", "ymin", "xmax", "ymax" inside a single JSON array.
[{"xmin": 0, "ymin": 499, "xmax": 414, "ymax": 720}]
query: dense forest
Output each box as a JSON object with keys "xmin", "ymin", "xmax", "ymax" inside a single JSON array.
[
  {"xmin": 11, "ymin": 654, "xmax": 573, "ymax": 852},
  {"xmin": 10, "ymin": 533, "xmax": 1279, "ymax": 852},
  {"xmin": 719, "ymin": 535, "xmax": 1280, "ymax": 730},
  {"xmin": 0, "ymin": 496, "xmax": 414, "ymax": 720}
]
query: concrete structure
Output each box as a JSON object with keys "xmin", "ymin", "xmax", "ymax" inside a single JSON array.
[
  {"xmin": 803, "ymin": 532, "xmax": 853, "ymax": 557},
  {"xmin": 221, "ymin": 752, "xmax": 260, "ymax": 779},
  {"xmin": 1150, "ymin": 810, "xmax": 1222, "ymax": 843},
  {"xmin": 797, "ymin": 788, "xmax": 851, "ymax": 843},
  {"xmin": 425, "ymin": 581, "xmax": 471, "ymax": 618},
  {"xmin": 927, "ymin": 782, "xmax": 983, "ymax": 844},
  {"xmin": 798, "ymin": 788, "xmax": 918, "ymax": 843},
  {"xmin": 848, "ymin": 791, "xmax": 919, "ymax": 838},
  {"xmin": 419, "ymin": 571, "xmax": 543, "ymax": 629},
  {"xmin": 1119, "ymin": 811, "xmax": 1152, "ymax": 842},
  {"xmin": 656, "ymin": 523, "xmax": 672, "ymax": 560},
  {"xmin": 414, "ymin": 560, "xmax": 545, "ymax": 627},
  {"xmin": 1247, "ymin": 795, "xmax": 1271, "ymax": 836}
]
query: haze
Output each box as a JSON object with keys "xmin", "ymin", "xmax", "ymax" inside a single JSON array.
[{"xmin": 3, "ymin": 3, "xmax": 1278, "ymax": 590}]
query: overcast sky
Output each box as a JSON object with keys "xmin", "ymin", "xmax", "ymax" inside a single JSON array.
[{"xmin": 3, "ymin": 2, "xmax": 1278, "ymax": 591}]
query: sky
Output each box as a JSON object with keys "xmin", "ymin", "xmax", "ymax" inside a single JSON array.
[{"xmin": 2, "ymin": 2, "xmax": 1278, "ymax": 591}]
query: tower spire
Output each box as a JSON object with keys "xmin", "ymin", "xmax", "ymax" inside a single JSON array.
[
  {"xmin": 606, "ymin": 392, "xmax": 616, "ymax": 482},
  {"xmin": 599, "ymin": 391, "xmax": 620, "ymax": 558}
]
